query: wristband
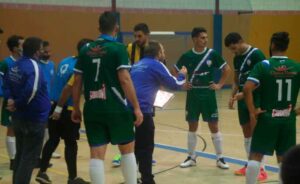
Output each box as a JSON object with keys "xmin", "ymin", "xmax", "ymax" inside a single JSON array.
[{"xmin": 54, "ymin": 106, "xmax": 63, "ymax": 113}]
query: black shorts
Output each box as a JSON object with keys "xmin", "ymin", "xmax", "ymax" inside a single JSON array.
[{"xmin": 48, "ymin": 104, "xmax": 80, "ymax": 141}]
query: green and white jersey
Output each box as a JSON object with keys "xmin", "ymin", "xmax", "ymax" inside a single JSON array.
[
  {"xmin": 175, "ymin": 47, "xmax": 227, "ymax": 89},
  {"xmin": 74, "ymin": 35, "xmax": 131, "ymax": 118},
  {"xmin": 247, "ymin": 56, "xmax": 300, "ymax": 120},
  {"xmin": 233, "ymin": 46, "xmax": 265, "ymax": 89}
]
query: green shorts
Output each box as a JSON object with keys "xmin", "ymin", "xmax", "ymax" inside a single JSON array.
[
  {"xmin": 84, "ymin": 111, "xmax": 135, "ymax": 147},
  {"xmin": 1, "ymin": 99, "xmax": 12, "ymax": 127},
  {"xmin": 237, "ymin": 100, "xmax": 250, "ymax": 125},
  {"xmin": 185, "ymin": 89, "xmax": 218, "ymax": 123},
  {"xmin": 251, "ymin": 115, "xmax": 296, "ymax": 156}
]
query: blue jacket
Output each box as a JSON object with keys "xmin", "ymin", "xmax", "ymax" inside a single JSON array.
[
  {"xmin": 3, "ymin": 56, "xmax": 51, "ymax": 122},
  {"xmin": 130, "ymin": 57, "xmax": 186, "ymax": 113}
]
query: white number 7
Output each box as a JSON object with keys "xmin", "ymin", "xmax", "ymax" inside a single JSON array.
[{"xmin": 92, "ymin": 58, "xmax": 101, "ymax": 82}]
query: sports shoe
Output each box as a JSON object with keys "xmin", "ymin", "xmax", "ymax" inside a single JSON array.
[
  {"xmin": 234, "ymin": 165, "xmax": 247, "ymax": 175},
  {"xmin": 112, "ymin": 154, "xmax": 121, "ymax": 167},
  {"xmin": 51, "ymin": 152, "xmax": 61, "ymax": 159},
  {"xmin": 216, "ymin": 158, "xmax": 229, "ymax": 169},
  {"xmin": 36, "ymin": 172, "xmax": 52, "ymax": 184},
  {"xmin": 68, "ymin": 177, "xmax": 90, "ymax": 184},
  {"xmin": 180, "ymin": 156, "xmax": 196, "ymax": 168},
  {"xmin": 152, "ymin": 159, "xmax": 157, "ymax": 166},
  {"xmin": 258, "ymin": 168, "xmax": 268, "ymax": 181}
]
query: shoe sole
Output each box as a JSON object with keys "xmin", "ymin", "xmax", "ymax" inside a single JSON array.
[
  {"xmin": 217, "ymin": 165, "xmax": 230, "ymax": 169},
  {"xmin": 179, "ymin": 164, "xmax": 196, "ymax": 168},
  {"xmin": 234, "ymin": 172, "xmax": 245, "ymax": 176},
  {"xmin": 35, "ymin": 177, "xmax": 52, "ymax": 184}
]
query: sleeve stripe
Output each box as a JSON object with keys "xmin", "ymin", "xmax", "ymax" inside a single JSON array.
[
  {"xmin": 160, "ymin": 62, "xmax": 186, "ymax": 85},
  {"xmin": 28, "ymin": 59, "xmax": 39, "ymax": 104},
  {"xmin": 117, "ymin": 65, "xmax": 131, "ymax": 70},
  {"xmin": 219, "ymin": 62, "xmax": 227, "ymax": 70},
  {"xmin": 173, "ymin": 64, "xmax": 180, "ymax": 72},
  {"xmin": 247, "ymin": 77, "xmax": 260, "ymax": 84},
  {"xmin": 74, "ymin": 68, "xmax": 83, "ymax": 73}
]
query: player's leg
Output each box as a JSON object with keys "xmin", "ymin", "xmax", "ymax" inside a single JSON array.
[
  {"xmin": 134, "ymin": 113, "xmax": 155, "ymax": 184},
  {"xmin": 180, "ymin": 95, "xmax": 200, "ymax": 168},
  {"xmin": 110, "ymin": 112, "xmax": 137, "ymax": 184},
  {"xmin": 85, "ymin": 119, "xmax": 109, "ymax": 184},
  {"xmin": 246, "ymin": 152, "xmax": 264, "ymax": 184},
  {"xmin": 36, "ymin": 114, "xmax": 61, "ymax": 184},
  {"xmin": 203, "ymin": 95, "xmax": 229, "ymax": 169}
]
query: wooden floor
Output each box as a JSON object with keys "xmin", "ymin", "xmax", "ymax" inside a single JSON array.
[{"xmin": 0, "ymin": 89, "xmax": 299, "ymax": 184}]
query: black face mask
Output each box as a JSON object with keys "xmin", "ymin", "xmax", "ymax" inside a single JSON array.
[{"xmin": 40, "ymin": 55, "xmax": 50, "ymax": 61}]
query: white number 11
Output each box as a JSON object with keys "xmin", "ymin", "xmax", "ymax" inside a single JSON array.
[{"xmin": 276, "ymin": 79, "xmax": 292, "ymax": 101}]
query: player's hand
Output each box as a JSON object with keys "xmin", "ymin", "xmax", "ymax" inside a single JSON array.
[
  {"xmin": 182, "ymin": 82, "xmax": 192, "ymax": 90},
  {"xmin": 209, "ymin": 82, "xmax": 222, "ymax": 90},
  {"xmin": 133, "ymin": 108, "xmax": 143, "ymax": 127},
  {"xmin": 234, "ymin": 92, "xmax": 244, "ymax": 101},
  {"xmin": 6, "ymin": 99, "xmax": 16, "ymax": 112},
  {"xmin": 71, "ymin": 109, "xmax": 82, "ymax": 123},
  {"xmin": 179, "ymin": 66, "xmax": 188, "ymax": 76},
  {"xmin": 50, "ymin": 112, "xmax": 61, "ymax": 120},
  {"xmin": 249, "ymin": 108, "xmax": 266, "ymax": 130},
  {"xmin": 228, "ymin": 97, "xmax": 235, "ymax": 109}
]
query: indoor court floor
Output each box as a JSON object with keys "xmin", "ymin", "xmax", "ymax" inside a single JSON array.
[{"xmin": 0, "ymin": 89, "xmax": 299, "ymax": 184}]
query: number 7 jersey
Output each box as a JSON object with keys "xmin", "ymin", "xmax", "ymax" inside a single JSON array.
[
  {"xmin": 247, "ymin": 56, "xmax": 300, "ymax": 119},
  {"xmin": 74, "ymin": 37, "xmax": 131, "ymax": 115}
]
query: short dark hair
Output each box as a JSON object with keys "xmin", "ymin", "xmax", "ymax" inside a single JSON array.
[
  {"xmin": 191, "ymin": 27, "xmax": 207, "ymax": 38},
  {"xmin": 23, "ymin": 37, "xmax": 43, "ymax": 58},
  {"xmin": 144, "ymin": 41, "xmax": 161, "ymax": 58},
  {"xmin": 43, "ymin": 41, "xmax": 49, "ymax": 48},
  {"xmin": 99, "ymin": 11, "xmax": 117, "ymax": 34},
  {"xmin": 281, "ymin": 145, "xmax": 300, "ymax": 184},
  {"xmin": 224, "ymin": 32, "xmax": 243, "ymax": 47},
  {"xmin": 134, "ymin": 23, "xmax": 150, "ymax": 34},
  {"xmin": 77, "ymin": 38, "xmax": 93, "ymax": 53},
  {"xmin": 7, "ymin": 35, "xmax": 24, "ymax": 52},
  {"xmin": 271, "ymin": 32, "xmax": 289, "ymax": 52},
  {"xmin": 0, "ymin": 28, "xmax": 3, "ymax": 34}
]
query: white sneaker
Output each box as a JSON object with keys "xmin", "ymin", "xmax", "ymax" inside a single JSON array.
[
  {"xmin": 52, "ymin": 152, "xmax": 61, "ymax": 159},
  {"xmin": 180, "ymin": 156, "xmax": 196, "ymax": 168},
  {"xmin": 216, "ymin": 158, "xmax": 229, "ymax": 169}
]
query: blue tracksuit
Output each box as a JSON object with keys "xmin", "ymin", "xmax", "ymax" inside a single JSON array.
[
  {"xmin": 3, "ymin": 56, "xmax": 51, "ymax": 122},
  {"xmin": 130, "ymin": 57, "xmax": 186, "ymax": 113}
]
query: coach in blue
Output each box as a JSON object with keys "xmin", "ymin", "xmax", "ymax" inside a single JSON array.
[
  {"xmin": 3, "ymin": 37, "xmax": 51, "ymax": 184},
  {"xmin": 130, "ymin": 41, "xmax": 189, "ymax": 184}
]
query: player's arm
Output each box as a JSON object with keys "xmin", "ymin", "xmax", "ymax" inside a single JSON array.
[
  {"xmin": 118, "ymin": 68, "xmax": 143, "ymax": 126},
  {"xmin": 52, "ymin": 75, "xmax": 74, "ymax": 120},
  {"xmin": 71, "ymin": 73, "xmax": 82, "ymax": 123},
  {"xmin": 229, "ymin": 71, "xmax": 240, "ymax": 109},
  {"xmin": 210, "ymin": 64, "xmax": 231, "ymax": 90}
]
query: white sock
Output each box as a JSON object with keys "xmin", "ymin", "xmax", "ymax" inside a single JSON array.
[
  {"xmin": 211, "ymin": 132, "xmax": 223, "ymax": 159},
  {"xmin": 6, "ymin": 136, "xmax": 16, "ymax": 159},
  {"xmin": 121, "ymin": 153, "xmax": 137, "ymax": 184},
  {"xmin": 90, "ymin": 159, "xmax": 105, "ymax": 184},
  {"xmin": 187, "ymin": 132, "xmax": 197, "ymax": 159},
  {"xmin": 244, "ymin": 137, "xmax": 252, "ymax": 159},
  {"xmin": 43, "ymin": 128, "xmax": 49, "ymax": 145},
  {"xmin": 246, "ymin": 160, "xmax": 261, "ymax": 184},
  {"xmin": 278, "ymin": 163, "xmax": 282, "ymax": 184}
]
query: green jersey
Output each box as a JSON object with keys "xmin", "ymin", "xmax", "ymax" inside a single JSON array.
[
  {"xmin": 175, "ymin": 48, "xmax": 227, "ymax": 90},
  {"xmin": 248, "ymin": 56, "xmax": 300, "ymax": 120},
  {"xmin": 74, "ymin": 36, "xmax": 131, "ymax": 119},
  {"xmin": 233, "ymin": 47, "xmax": 265, "ymax": 89}
]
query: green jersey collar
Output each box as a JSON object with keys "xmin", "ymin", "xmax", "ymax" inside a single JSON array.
[
  {"xmin": 271, "ymin": 56, "xmax": 288, "ymax": 59},
  {"xmin": 192, "ymin": 47, "xmax": 207, "ymax": 55}
]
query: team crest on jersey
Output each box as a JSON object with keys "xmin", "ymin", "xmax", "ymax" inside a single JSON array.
[
  {"xmin": 274, "ymin": 65, "xmax": 290, "ymax": 72},
  {"xmin": 206, "ymin": 60, "xmax": 212, "ymax": 67},
  {"xmin": 247, "ymin": 59, "xmax": 251, "ymax": 66},
  {"xmin": 87, "ymin": 45, "xmax": 106, "ymax": 57}
]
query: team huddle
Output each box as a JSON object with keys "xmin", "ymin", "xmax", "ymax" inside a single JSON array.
[{"xmin": 0, "ymin": 11, "xmax": 299, "ymax": 184}]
